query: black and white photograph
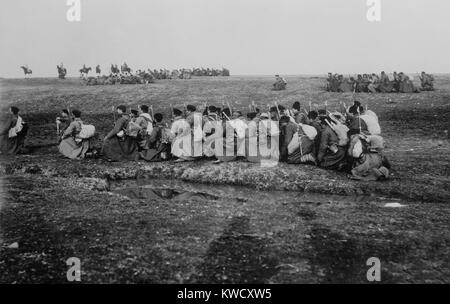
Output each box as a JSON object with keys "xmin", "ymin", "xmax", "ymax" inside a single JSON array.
[{"xmin": 0, "ymin": 0, "xmax": 449, "ymax": 290}]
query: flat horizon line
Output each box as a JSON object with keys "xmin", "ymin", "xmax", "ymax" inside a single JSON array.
[{"xmin": 2, "ymin": 72, "xmax": 449, "ymax": 80}]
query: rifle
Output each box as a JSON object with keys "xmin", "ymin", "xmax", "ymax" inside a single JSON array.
[
  {"xmin": 226, "ymin": 101, "xmax": 233, "ymax": 116},
  {"xmin": 56, "ymin": 119, "xmax": 60, "ymax": 142},
  {"xmin": 221, "ymin": 100, "xmax": 231, "ymax": 121},
  {"xmin": 222, "ymin": 111, "xmax": 231, "ymax": 121},
  {"xmin": 67, "ymin": 105, "xmax": 73, "ymax": 123},
  {"xmin": 298, "ymin": 125, "xmax": 303, "ymax": 157},
  {"xmin": 339, "ymin": 101, "xmax": 348, "ymax": 120},
  {"xmin": 170, "ymin": 104, "xmax": 174, "ymax": 122},
  {"xmin": 274, "ymin": 101, "xmax": 281, "ymax": 118},
  {"xmin": 357, "ymin": 106, "xmax": 362, "ymax": 134},
  {"xmin": 183, "ymin": 102, "xmax": 187, "ymax": 117},
  {"xmin": 55, "ymin": 94, "xmax": 63, "ymax": 138},
  {"xmin": 251, "ymin": 100, "xmax": 256, "ymax": 112},
  {"xmin": 150, "ymin": 105, "xmax": 155, "ymax": 122},
  {"xmin": 112, "ymin": 106, "xmax": 116, "ymax": 125}
]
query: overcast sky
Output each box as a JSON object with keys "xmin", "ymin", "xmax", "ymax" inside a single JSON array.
[{"xmin": 1, "ymin": 0, "xmax": 450, "ymax": 77}]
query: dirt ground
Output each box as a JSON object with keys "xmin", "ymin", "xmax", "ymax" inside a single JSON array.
[{"xmin": 0, "ymin": 76, "xmax": 449, "ymax": 283}]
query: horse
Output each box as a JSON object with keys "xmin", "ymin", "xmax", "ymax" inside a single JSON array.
[
  {"xmin": 121, "ymin": 63, "xmax": 132, "ymax": 74},
  {"xmin": 110, "ymin": 64, "xmax": 120, "ymax": 75},
  {"xmin": 79, "ymin": 66, "xmax": 92, "ymax": 78},
  {"xmin": 20, "ymin": 66, "xmax": 32, "ymax": 78},
  {"xmin": 57, "ymin": 65, "xmax": 67, "ymax": 79}
]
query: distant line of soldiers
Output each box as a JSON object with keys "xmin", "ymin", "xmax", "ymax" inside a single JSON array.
[
  {"xmin": 138, "ymin": 67, "xmax": 231, "ymax": 79},
  {"xmin": 116, "ymin": 66, "xmax": 231, "ymax": 79},
  {"xmin": 326, "ymin": 71, "xmax": 434, "ymax": 93},
  {"xmin": 47, "ymin": 62, "xmax": 230, "ymax": 82},
  {"xmin": 82, "ymin": 64, "xmax": 230, "ymax": 85},
  {"xmin": 85, "ymin": 72, "xmax": 154, "ymax": 86},
  {"xmin": 88, "ymin": 63, "xmax": 230, "ymax": 78},
  {"xmin": 146, "ymin": 68, "xmax": 192, "ymax": 80}
]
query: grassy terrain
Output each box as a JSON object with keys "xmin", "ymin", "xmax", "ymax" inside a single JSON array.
[{"xmin": 0, "ymin": 76, "xmax": 449, "ymax": 283}]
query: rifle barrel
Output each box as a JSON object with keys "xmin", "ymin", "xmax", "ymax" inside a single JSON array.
[
  {"xmin": 226, "ymin": 101, "xmax": 233, "ymax": 116},
  {"xmin": 67, "ymin": 105, "xmax": 73, "ymax": 123}
]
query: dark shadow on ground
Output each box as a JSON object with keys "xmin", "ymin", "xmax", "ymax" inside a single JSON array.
[{"xmin": 195, "ymin": 216, "xmax": 279, "ymax": 284}]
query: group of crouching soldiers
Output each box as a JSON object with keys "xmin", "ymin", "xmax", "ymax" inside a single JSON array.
[
  {"xmin": 85, "ymin": 64, "xmax": 231, "ymax": 85},
  {"xmin": 48, "ymin": 99, "xmax": 390, "ymax": 181},
  {"xmin": 327, "ymin": 71, "xmax": 434, "ymax": 93}
]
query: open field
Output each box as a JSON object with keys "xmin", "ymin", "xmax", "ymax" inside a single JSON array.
[{"xmin": 0, "ymin": 76, "xmax": 449, "ymax": 283}]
